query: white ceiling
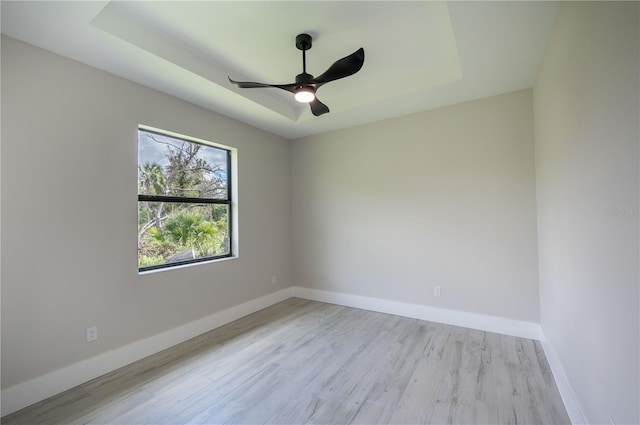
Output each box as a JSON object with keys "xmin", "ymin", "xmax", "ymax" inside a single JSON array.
[{"xmin": 1, "ymin": 1, "xmax": 558, "ymax": 139}]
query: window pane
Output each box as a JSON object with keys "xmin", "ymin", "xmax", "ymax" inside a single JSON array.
[
  {"xmin": 138, "ymin": 202, "xmax": 230, "ymax": 268},
  {"xmin": 138, "ymin": 130, "xmax": 228, "ymax": 199}
]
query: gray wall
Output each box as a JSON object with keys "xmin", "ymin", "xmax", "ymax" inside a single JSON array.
[
  {"xmin": 291, "ymin": 90, "xmax": 540, "ymax": 323},
  {"xmin": 1, "ymin": 36, "xmax": 292, "ymax": 389},
  {"xmin": 533, "ymin": 3, "xmax": 639, "ymax": 424}
]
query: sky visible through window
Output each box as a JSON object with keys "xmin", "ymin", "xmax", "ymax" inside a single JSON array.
[{"xmin": 138, "ymin": 131, "xmax": 227, "ymax": 171}]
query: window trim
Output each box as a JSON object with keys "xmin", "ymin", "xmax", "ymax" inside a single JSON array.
[{"xmin": 137, "ymin": 126, "xmax": 234, "ymax": 272}]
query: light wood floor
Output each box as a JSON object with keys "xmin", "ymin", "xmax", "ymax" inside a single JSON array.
[{"xmin": 2, "ymin": 298, "xmax": 570, "ymax": 424}]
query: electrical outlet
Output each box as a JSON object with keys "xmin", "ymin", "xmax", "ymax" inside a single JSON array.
[
  {"xmin": 86, "ymin": 326, "xmax": 98, "ymax": 342},
  {"xmin": 272, "ymin": 275, "xmax": 277, "ymax": 284},
  {"xmin": 433, "ymin": 286, "xmax": 442, "ymax": 297}
]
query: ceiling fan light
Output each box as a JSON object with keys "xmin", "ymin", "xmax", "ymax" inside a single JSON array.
[{"xmin": 294, "ymin": 88, "xmax": 315, "ymax": 103}]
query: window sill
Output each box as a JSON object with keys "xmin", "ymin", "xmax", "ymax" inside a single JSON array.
[{"xmin": 138, "ymin": 255, "xmax": 238, "ymax": 276}]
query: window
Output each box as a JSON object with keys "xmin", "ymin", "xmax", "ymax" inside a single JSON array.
[{"xmin": 137, "ymin": 127, "xmax": 233, "ymax": 271}]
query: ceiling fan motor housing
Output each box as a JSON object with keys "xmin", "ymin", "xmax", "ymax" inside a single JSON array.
[{"xmin": 295, "ymin": 72, "xmax": 314, "ymax": 85}]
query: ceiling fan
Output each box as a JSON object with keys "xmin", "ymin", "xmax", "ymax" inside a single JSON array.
[{"xmin": 229, "ymin": 34, "xmax": 365, "ymax": 116}]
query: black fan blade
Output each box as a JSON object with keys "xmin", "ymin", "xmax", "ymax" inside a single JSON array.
[
  {"xmin": 312, "ymin": 48, "xmax": 364, "ymax": 86},
  {"xmin": 228, "ymin": 78, "xmax": 297, "ymax": 93},
  {"xmin": 310, "ymin": 97, "xmax": 330, "ymax": 116}
]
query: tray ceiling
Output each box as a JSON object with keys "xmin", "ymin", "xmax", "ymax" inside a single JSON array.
[{"xmin": 1, "ymin": 1, "xmax": 558, "ymax": 139}]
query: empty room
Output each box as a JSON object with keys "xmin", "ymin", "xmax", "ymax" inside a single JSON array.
[{"xmin": 1, "ymin": 1, "xmax": 638, "ymax": 424}]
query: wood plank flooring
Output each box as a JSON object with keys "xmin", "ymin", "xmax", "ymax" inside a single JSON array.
[{"xmin": 2, "ymin": 298, "xmax": 571, "ymax": 424}]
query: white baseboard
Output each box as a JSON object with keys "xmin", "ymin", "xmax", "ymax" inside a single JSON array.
[
  {"xmin": 539, "ymin": 336, "xmax": 587, "ymax": 425},
  {"xmin": 0, "ymin": 287, "xmax": 293, "ymax": 417},
  {"xmin": 291, "ymin": 286, "xmax": 543, "ymax": 340}
]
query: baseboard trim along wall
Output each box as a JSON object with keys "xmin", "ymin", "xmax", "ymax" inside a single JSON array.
[
  {"xmin": 290, "ymin": 286, "xmax": 543, "ymax": 340},
  {"xmin": 539, "ymin": 337, "xmax": 588, "ymax": 425},
  {"xmin": 0, "ymin": 288, "xmax": 294, "ymax": 417},
  {"xmin": 2, "ymin": 286, "xmax": 583, "ymax": 423}
]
